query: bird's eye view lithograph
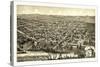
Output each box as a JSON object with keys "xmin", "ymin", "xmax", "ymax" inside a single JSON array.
[{"xmin": 16, "ymin": 5, "xmax": 95, "ymax": 62}]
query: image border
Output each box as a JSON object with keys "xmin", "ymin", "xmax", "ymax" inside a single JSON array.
[{"xmin": 11, "ymin": 1, "xmax": 98, "ymax": 66}]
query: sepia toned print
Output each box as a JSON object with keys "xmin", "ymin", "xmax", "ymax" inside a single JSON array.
[{"xmin": 17, "ymin": 5, "xmax": 95, "ymax": 62}]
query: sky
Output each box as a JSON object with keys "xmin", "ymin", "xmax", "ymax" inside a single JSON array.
[{"xmin": 17, "ymin": 5, "xmax": 95, "ymax": 16}]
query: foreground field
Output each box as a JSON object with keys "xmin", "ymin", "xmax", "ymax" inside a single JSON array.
[{"xmin": 17, "ymin": 50, "xmax": 95, "ymax": 62}]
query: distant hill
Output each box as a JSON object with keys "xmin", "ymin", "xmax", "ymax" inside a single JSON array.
[{"xmin": 17, "ymin": 14, "xmax": 95, "ymax": 23}]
